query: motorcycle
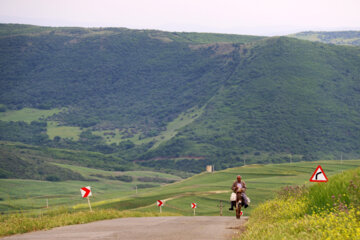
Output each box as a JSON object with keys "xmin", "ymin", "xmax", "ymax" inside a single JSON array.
[{"xmin": 235, "ymin": 189, "xmax": 243, "ymax": 219}]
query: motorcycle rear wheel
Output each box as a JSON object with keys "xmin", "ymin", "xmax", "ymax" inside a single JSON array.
[{"xmin": 236, "ymin": 201, "xmax": 242, "ymax": 219}]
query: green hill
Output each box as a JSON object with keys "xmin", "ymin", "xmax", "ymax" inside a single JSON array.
[
  {"xmin": 1, "ymin": 159, "xmax": 359, "ymax": 216},
  {"xmin": 289, "ymin": 31, "xmax": 360, "ymax": 46},
  {"xmin": 0, "ymin": 141, "xmax": 137, "ymax": 179},
  {"xmin": 0, "ymin": 144, "xmax": 84, "ymax": 181},
  {"xmin": 142, "ymin": 37, "xmax": 360, "ymax": 170},
  {"xmin": 1, "ymin": 24, "xmax": 360, "ymax": 174}
]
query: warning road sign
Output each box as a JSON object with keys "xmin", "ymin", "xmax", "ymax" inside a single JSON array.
[
  {"xmin": 191, "ymin": 203, "xmax": 197, "ymax": 209},
  {"xmin": 80, "ymin": 186, "xmax": 92, "ymax": 198},
  {"xmin": 157, "ymin": 200, "xmax": 164, "ymax": 207},
  {"xmin": 310, "ymin": 165, "xmax": 328, "ymax": 182}
]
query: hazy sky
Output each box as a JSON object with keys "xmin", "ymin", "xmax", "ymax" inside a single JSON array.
[{"xmin": 1, "ymin": 0, "xmax": 359, "ymax": 36}]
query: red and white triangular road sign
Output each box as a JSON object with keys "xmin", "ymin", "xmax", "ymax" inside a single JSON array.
[{"xmin": 310, "ymin": 165, "xmax": 328, "ymax": 182}]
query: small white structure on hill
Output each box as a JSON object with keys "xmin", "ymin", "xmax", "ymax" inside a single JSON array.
[{"xmin": 206, "ymin": 165, "xmax": 215, "ymax": 173}]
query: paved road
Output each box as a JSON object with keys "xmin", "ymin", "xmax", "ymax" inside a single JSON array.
[{"xmin": 2, "ymin": 216, "xmax": 248, "ymax": 240}]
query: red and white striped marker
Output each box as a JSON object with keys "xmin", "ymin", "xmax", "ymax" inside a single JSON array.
[
  {"xmin": 191, "ymin": 203, "xmax": 197, "ymax": 216},
  {"xmin": 157, "ymin": 200, "xmax": 164, "ymax": 213},
  {"xmin": 80, "ymin": 186, "xmax": 92, "ymax": 211},
  {"xmin": 80, "ymin": 186, "xmax": 92, "ymax": 198}
]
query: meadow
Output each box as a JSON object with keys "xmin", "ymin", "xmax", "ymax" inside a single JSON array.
[
  {"xmin": 47, "ymin": 121, "xmax": 82, "ymax": 141},
  {"xmin": 0, "ymin": 162, "xmax": 181, "ymax": 213},
  {"xmin": 2, "ymin": 159, "xmax": 359, "ymax": 217},
  {"xmin": 0, "ymin": 106, "xmax": 203, "ymax": 148},
  {"xmin": 239, "ymin": 167, "xmax": 360, "ymax": 239},
  {"xmin": 0, "ymin": 108, "xmax": 64, "ymax": 123},
  {"xmin": 118, "ymin": 159, "xmax": 360, "ymax": 216},
  {"xmin": 1, "ymin": 159, "xmax": 359, "ymax": 237}
]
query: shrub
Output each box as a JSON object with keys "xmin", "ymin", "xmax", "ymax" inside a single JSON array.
[{"xmin": 45, "ymin": 175, "xmax": 60, "ymax": 181}]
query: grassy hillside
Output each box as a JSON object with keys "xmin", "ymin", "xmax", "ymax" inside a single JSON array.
[
  {"xmin": 0, "ymin": 107, "xmax": 64, "ymax": 122},
  {"xmin": 239, "ymin": 167, "xmax": 360, "ymax": 239},
  {"xmin": 144, "ymin": 37, "xmax": 360, "ymax": 170},
  {"xmin": 0, "ymin": 156, "xmax": 181, "ymax": 212},
  {"xmin": 1, "ymin": 24, "xmax": 360, "ymax": 174},
  {"xmin": 3, "ymin": 159, "xmax": 358, "ymax": 216},
  {"xmin": 290, "ymin": 31, "xmax": 360, "ymax": 46},
  {"xmin": 0, "ymin": 144, "xmax": 84, "ymax": 181},
  {"xmin": 0, "ymin": 141, "xmax": 139, "ymax": 180},
  {"xmin": 2, "ymin": 160, "xmax": 358, "ymax": 238},
  {"xmin": 101, "ymin": 159, "xmax": 360, "ymax": 216}
]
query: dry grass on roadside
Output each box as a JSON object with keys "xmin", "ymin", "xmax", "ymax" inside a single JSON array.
[{"xmin": 0, "ymin": 208, "xmax": 180, "ymax": 237}]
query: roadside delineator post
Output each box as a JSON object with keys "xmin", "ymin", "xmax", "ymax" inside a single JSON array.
[
  {"xmin": 87, "ymin": 197, "xmax": 92, "ymax": 212},
  {"xmin": 217, "ymin": 200, "xmax": 223, "ymax": 216},
  {"xmin": 80, "ymin": 186, "xmax": 92, "ymax": 212},
  {"xmin": 191, "ymin": 203, "xmax": 197, "ymax": 216},
  {"xmin": 157, "ymin": 200, "xmax": 164, "ymax": 213}
]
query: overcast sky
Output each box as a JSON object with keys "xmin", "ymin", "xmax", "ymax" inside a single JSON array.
[{"xmin": 0, "ymin": 0, "xmax": 359, "ymax": 36}]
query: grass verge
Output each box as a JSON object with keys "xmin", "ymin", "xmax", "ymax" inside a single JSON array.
[
  {"xmin": 0, "ymin": 208, "xmax": 180, "ymax": 237},
  {"xmin": 238, "ymin": 167, "xmax": 360, "ymax": 239}
]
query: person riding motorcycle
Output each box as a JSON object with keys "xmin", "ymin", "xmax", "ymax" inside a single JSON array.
[{"xmin": 230, "ymin": 175, "xmax": 249, "ymax": 210}]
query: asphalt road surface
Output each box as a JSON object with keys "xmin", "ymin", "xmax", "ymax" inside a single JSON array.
[{"xmin": 2, "ymin": 216, "xmax": 248, "ymax": 240}]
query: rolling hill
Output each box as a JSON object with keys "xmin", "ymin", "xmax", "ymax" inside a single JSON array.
[
  {"xmin": 143, "ymin": 37, "xmax": 360, "ymax": 170},
  {"xmin": 290, "ymin": 31, "xmax": 360, "ymax": 46},
  {"xmin": 1, "ymin": 159, "xmax": 359, "ymax": 216},
  {"xmin": 0, "ymin": 24, "xmax": 360, "ymax": 174}
]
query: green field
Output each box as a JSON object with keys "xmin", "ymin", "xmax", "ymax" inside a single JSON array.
[
  {"xmin": 122, "ymin": 160, "xmax": 360, "ymax": 216},
  {"xmin": 54, "ymin": 163, "xmax": 181, "ymax": 181},
  {"xmin": 2, "ymin": 159, "xmax": 359, "ymax": 217},
  {"xmin": 92, "ymin": 106, "xmax": 204, "ymax": 146},
  {"xmin": 47, "ymin": 121, "xmax": 82, "ymax": 140},
  {"xmin": 0, "ymin": 108, "xmax": 64, "ymax": 123},
  {"xmin": 0, "ymin": 105, "xmax": 203, "ymax": 146},
  {"xmin": 0, "ymin": 107, "xmax": 83, "ymax": 141}
]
